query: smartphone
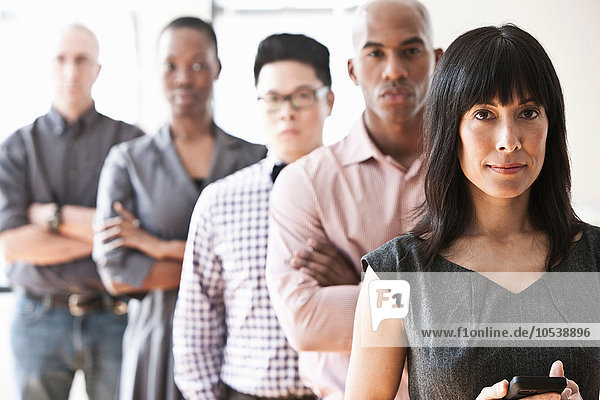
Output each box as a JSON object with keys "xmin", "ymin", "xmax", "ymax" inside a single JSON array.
[{"xmin": 504, "ymin": 376, "xmax": 568, "ymax": 399}]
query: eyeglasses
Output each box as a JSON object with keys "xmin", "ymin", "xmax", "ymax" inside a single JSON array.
[{"xmin": 257, "ymin": 86, "xmax": 329, "ymax": 111}]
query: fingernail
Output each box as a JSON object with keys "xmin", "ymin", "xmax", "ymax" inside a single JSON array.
[{"xmin": 494, "ymin": 380, "xmax": 505, "ymax": 394}]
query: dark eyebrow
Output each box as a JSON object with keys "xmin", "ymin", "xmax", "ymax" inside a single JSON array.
[
  {"xmin": 263, "ymin": 84, "xmax": 319, "ymax": 95},
  {"xmin": 362, "ymin": 37, "xmax": 426, "ymax": 50},
  {"xmin": 401, "ymin": 37, "xmax": 426, "ymax": 46},
  {"xmin": 362, "ymin": 41, "xmax": 384, "ymax": 49}
]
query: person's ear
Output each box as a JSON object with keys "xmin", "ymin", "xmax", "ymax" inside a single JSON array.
[
  {"xmin": 434, "ymin": 48, "xmax": 443, "ymax": 65},
  {"xmin": 326, "ymin": 90, "xmax": 334, "ymax": 116},
  {"xmin": 93, "ymin": 63, "xmax": 102, "ymax": 84},
  {"xmin": 214, "ymin": 58, "xmax": 222, "ymax": 80},
  {"xmin": 348, "ymin": 58, "xmax": 359, "ymax": 86}
]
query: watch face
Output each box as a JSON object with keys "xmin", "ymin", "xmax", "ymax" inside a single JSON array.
[{"xmin": 49, "ymin": 207, "xmax": 62, "ymax": 233}]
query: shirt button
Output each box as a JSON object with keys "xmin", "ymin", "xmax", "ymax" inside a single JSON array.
[{"xmin": 68, "ymin": 170, "xmax": 77, "ymax": 180}]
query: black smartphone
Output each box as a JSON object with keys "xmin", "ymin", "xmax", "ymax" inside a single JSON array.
[{"xmin": 504, "ymin": 376, "xmax": 568, "ymax": 399}]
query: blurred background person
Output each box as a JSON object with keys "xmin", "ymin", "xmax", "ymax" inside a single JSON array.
[
  {"xmin": 93, "ymin": 16, "xmax": 266, "ymax": 400},
  {"xmin": 173, "ymin": 32, "xmax": 336, "ymax": 399},
  {"xmin": 0, "ymin": 24, "xmax": 143, "ymax": 400}
]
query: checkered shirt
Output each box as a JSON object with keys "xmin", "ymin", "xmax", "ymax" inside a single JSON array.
[{"xmin": 173, "ymin": 157, "xmax": 313, "ymax": 400}]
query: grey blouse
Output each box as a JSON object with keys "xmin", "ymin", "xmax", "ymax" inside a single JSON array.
[
  {"xmin": 93, "ymin": 124, "xmax": 267, "ymax": 287},
  {"xmin": 92, "ymin": 124, "xmax": 266, "ymax": 400},
  {"xmin": 362, "ymin": 224, "xmax": 600, "ymax": 399}
]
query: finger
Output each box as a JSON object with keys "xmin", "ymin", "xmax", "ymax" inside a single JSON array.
[
  {"xmin": 294, "ymin": 257, "xmax": 329, "ymax": 278},
  {"xmin": 295, "ymin": 250, "xmax": 360, "ymax": 285},
  {"xmin": 113, "ymin": 201, "xmax": 136, "ymax": 222},
  {"xmin": 565, "ymin": 379, "xmax": 579, "ymax": 396},
  {"xmin": 293, "ymin": 250, "xmax": 331, "ymax": 269},
  {"xmin": 476, "ymin": 380, "xmax": 508, "ymax": 400},
  {"xmin": 298, "ymin": 267, "xmax": 328, "ymax": 286},
  {"xmin": 97, "ymin": 226, "xmax": 122, "ymax": 243},
  {"xmin": 561, "ymin": 387, "xmax": 572, "ymax": 400},
  {"xmin": 525, "ymin": 393, "xmax": 560, "ymax": 400},
  {"xmin": 94, "ymin": 216, "xmax": 125, "ymax": 232},
  {"xmin": 307, "ymin": 238, "xmax": 337, "ymax": 256},
  {"xmin": 102, "ymin": 237, "xmax": 125, "ymax": 252},
  {"xmin": 549, "ymin": 360, "xmax": 564, "ymax": 377}
]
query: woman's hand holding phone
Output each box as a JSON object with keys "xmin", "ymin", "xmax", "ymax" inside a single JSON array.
[{"xmin": 475, "ymin": 361, "xmax": 582, "ymax": 400}]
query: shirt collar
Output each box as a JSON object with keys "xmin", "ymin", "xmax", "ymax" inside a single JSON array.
[
  {"xmin": 47, "ymin": 104, "xmax": 99, "ymax": 136},
  {"xmin": 340, "ymin": 113, "xmax": 388, "ymax": 166},
  {"xmin": 156, "ymin": 122, "xmax": 221, "ymax": 152},
  {"xmin": 341, "ymin": 112, "xmax": 423, "ymax": 175},
  {"xmin": 264, "ymin": 150, "xmax": 287, "ymax": 180}
]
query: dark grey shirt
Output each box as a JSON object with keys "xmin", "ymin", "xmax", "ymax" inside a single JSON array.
[
  {"xmin": 0, "ymin": 106, "xmax": 144, "ymax": 296},
  {"xmin": 362, "ymin": 224, "xmax": 600, "ymax": 399}
]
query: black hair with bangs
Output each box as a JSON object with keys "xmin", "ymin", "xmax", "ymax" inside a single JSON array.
[{"xmin": 413, "ymin": 24, "xmax": 582, "ymax": 270}]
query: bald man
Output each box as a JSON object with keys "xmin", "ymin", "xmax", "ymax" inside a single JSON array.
[
  {"xmin": 0, "ymin": 24, "xmax": 143, "ymax": 400},
  {"xmin": 265, "ymin": 1, "xmax": 442, "ymax": 399}
]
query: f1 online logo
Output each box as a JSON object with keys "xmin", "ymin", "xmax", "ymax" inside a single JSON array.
[{"xmin": 368, "ymin": 280, "xmax": 410, "ymax": 331}]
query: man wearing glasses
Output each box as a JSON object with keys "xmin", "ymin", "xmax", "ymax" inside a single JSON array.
[{"xmin": 173, "ymin": 33, "xmax": 345, "ymax": 400}]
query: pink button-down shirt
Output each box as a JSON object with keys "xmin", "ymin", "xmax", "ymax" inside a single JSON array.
[{"xmin": 266, "ymin": 115, "xmax": 424, "ymax": 399}]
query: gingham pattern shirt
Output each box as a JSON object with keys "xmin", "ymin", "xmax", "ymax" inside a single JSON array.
[{"xmin": 173, "ymin": 157, "xmax": 313, "ymax": 400}]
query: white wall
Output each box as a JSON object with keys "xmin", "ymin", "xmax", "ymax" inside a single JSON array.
[
  {"xmin": 212, "ymin": 0, "xmax": 600, "ymax": 224},
  {"xmin": 0, "ymin": 0, "xmax": 598, "ymax": 221},
  {"xmin": 421, "ymin": 0, "xmax": 600, "ymax": 224}
]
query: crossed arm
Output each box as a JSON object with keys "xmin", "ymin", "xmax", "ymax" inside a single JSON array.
[
  {"xmin": 92, "ymin": 148, "xmax": 184, "ymax": 296},
  {"xmin": 0, "ymin": 203, "xmax": 95, "ymax": 265},
  {"xmin": 94, "ymin": 201, "xmax": 185, "ymax": 295},
  {"xmin": 265, "ymin": 166, "xmax": 361, "ymax": 352}
]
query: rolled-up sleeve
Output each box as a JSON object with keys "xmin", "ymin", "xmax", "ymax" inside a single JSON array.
[
  {"xmin": 173, "ymin": 186, "xmax": 226, "ymax": 400},
  {"xmin": 265, "ymin": 164, "xmax": 359, "ymax": 353},
  {"xmin": 93, "ymin": 146, "xmax": 154, "ymax": 288}
]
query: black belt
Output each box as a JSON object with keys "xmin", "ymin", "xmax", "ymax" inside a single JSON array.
[
  {"xmin": 224, "ymin": 385, "xmax": 317, "ymax": 400},
  {"xmin": 21, "ymin": 290, "xmax": 128, "ymax": 317}
]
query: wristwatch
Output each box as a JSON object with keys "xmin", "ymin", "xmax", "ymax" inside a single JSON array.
[{"xmin": 48, "ymin": 204, "xmax": 63, "ymax": 234}]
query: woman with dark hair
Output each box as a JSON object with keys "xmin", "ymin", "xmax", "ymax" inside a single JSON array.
[
  {"xmin": 93, "ymin": 17, "xmax": 266, "ymax": 400},
  {"xmin": 346, "ymin": 24, "xmax": 599, "ymax": 399}
]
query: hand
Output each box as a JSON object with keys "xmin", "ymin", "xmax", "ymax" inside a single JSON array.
[
  {"xmin": 95, "ymin": 201, "xmax": 161, "ymax": 258},
  {"xmin": 291, "ymin": 238, "xmax": 360, "ymax": 286},
  {"xmin": 549, "ymin": 360, "xmax": 581, "ymax": 400},
  {"xmin": 28, "ymin": 202, "xmax": 57, "ymax": 230},
  {"xmin": 475, "ymin": 360, "xmax": 581, "ymax": 400},
  {"xmin": 476, "ymin": 379, "xmax": 509, "ymax": 399}
]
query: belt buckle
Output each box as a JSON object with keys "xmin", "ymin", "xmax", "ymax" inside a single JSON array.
[
  {"xmin": 68, "ymin": 294, "xmax": 86, "ymax": 317},
  {"xmin": 112, "ymin": 300, "xmax": 128, "ymax": 315}
]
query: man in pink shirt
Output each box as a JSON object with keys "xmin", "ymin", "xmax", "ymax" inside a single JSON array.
[{"xmin": 265, "ymin": 0, "xmax": 442, "ymax": 398}]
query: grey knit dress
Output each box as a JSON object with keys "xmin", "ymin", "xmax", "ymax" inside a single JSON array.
[{"xmin": 362, "ymin": 224, "xmax": 600, "ymax": 399}]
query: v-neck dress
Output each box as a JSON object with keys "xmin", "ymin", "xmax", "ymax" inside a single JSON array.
[
  {"xmin": 93, "ymin": 124, "xmax": 266, "ymax": 400},
  {"xmin": 362, "ymin": 224, "xmax": 600, "ymax": 399}
]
